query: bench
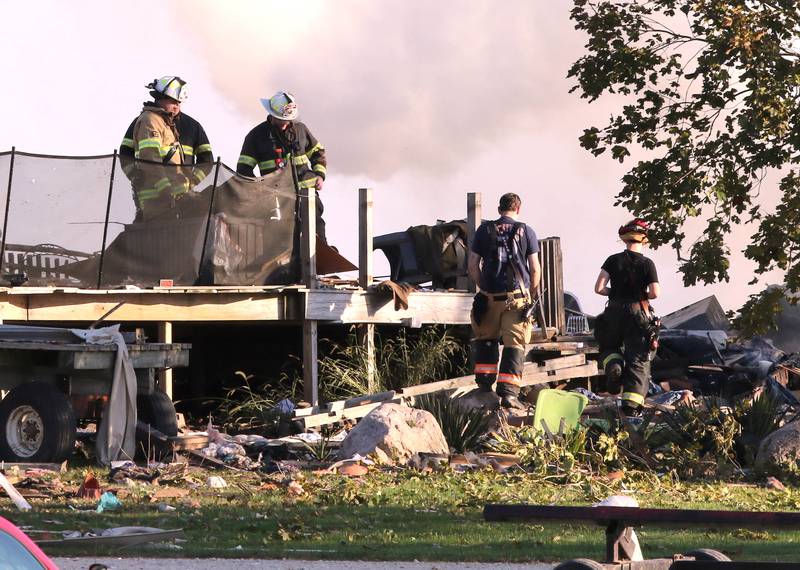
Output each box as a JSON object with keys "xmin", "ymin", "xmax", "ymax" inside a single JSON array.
[{"xmin": 483, "ymin": 504, "xmax": 800, "ymax": 569}]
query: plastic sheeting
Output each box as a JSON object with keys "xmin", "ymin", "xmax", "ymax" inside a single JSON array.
[{"xmin": 0, "ymin": 152, "xmax": 299, "ymax": 287}]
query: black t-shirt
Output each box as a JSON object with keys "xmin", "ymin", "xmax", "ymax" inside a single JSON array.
[
  {"xmin": 601, "ymin": 250, "xmax": 658, "ymax": 301},
  {"xmin": 471, "ymin": 216, "xmax": 539, "ymax": 293}
]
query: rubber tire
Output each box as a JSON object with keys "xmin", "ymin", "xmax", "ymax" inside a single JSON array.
[
  {"xmin": 0, "ymin": 382, "xmax": 76, "ymax": 462},
  {"xmin": 137, "ymin": 390, "xmax": 178, "ymax": 437},
  {"xmin": 554, "ymin": 559, "xmax": 606, "ymax": 570},
  {"xmin": 684, "ymin": 548, "xmax": 731, "ymax": 561}
]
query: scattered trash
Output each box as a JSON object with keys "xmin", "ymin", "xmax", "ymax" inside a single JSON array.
[
  {"xmin": 0, "ymin": 471, "xmax": 32, "ymax": 511},
  {"xmin": 337, "ymin": 463, "xmax": 368, "ymax": 477},
  {"xmin": 765, "ymin": 476, "xmax": 786, "ymax": 491},
  {"xmin": 286, "ymin": 480, "xmax": 305, "ymax": 496},
  {"xmin": 96, "ymin": 492, "xmax": 122, "ymax": 513},
  {"xmin": 206, "ymin": 476, "xmax": 228, "ymax": 489},
  {"xmin": 36, "ymin": 527, "xmax": 184, "ymax": 548},
  {"xmin": 157, "ymin": 503, "xmax": 176, "ymax": 512},
  {"xmin": 77, "ymin": 472, "xmax": 102, "ymax": 499}
]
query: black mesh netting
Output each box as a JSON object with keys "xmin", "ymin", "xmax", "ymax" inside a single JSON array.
[{"xmin": 0, "ymin": 152, "xmax": 298, "ymax": 288}]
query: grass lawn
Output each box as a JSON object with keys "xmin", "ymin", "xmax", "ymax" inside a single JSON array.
[{"xmin": 3, "ymin": 466, "xmax": 800, "ymax": 562}]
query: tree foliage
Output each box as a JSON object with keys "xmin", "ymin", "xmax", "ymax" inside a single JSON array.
[{"xmin": 569, "ymin": 0, "xmax": 800, "ymax": 333}]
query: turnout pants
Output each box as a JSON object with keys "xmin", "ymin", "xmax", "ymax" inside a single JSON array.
[
  {"xmin": 470, "ymin": 293, "xmax": 532, "ymax": 397},
  {"xmin": 595, "ymin": 300, "xmax": 651, "ymax": 409}
]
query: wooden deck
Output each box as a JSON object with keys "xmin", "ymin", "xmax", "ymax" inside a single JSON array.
[
  {"xmin": 0, "ymin": 190, "xmax": 576, "ymax": 405},
  {"xmin": 0, "ymin": 285, "xmax": 473, "ymax": 325}
]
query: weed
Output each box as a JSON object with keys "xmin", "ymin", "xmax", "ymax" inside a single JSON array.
[
  {"xmin": 212, "ymin": 370, "xmax": 301, "ymax": 433},
  {"xmin": 318, "ymin": 326, "xmax": 468, "ymax": 402},
  {"xmin": 413, "ymin": 393, "xmax": 492, "ymax": 453},
  {"xmin": 486, "ymin": 418, "xmax": 605, "ymax": 483}
]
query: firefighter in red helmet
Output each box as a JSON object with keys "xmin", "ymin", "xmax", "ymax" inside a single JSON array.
[{"xmin": 594, "ymin": 219, "xmax": 661, "ymax": 415}]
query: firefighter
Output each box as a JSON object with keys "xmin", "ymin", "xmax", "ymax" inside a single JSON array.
[
  {"xmin": 119, "ymin": 76, "xmax": 213, "ymax": 217},
  {"xmin": 593, "ymin": 218, "xmax": 661, "ymax": 415},
  {"xmin": 237, "ymin": 91, "xmax": 328, "ymax": 241},
  {"xmin": 467, "ymin": 193, "xmax": 541, "ymax": 410},
  {"xmin": 120, "ymin": 76, "xmax": 213, "ymax": 166}
]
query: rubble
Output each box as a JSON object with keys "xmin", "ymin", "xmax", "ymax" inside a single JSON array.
[{"xmin": 339, "ymin": 403, "xmax": 449, "ymax": 465}]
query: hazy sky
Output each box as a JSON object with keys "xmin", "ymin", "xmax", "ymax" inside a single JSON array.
[{"xmin": 0, "ymin": 0, "xmax": 784, "ymax": 315}]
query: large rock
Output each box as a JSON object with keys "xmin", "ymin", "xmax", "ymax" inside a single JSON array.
[
  {"xmin": 339, "ymin": 403, "xmax": 448, "ymax": 465},
  {"xmin": 755, "ymin": 421, "xmax": 800, "ymax": 471}
]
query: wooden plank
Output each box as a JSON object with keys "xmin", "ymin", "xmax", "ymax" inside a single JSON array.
[
  {"xmin": 298, "ymin": 399, "xmax": 402, "ymax": 429},
  {"xmin": 467, "ymin": 192, "xmax": 481, "ymax": 294},
  {"xmin": 305, "ymin": 289, "xmax": 474, "ymax": 324},
  {"xmin": 301, "ymin": 187, "xmax": 317, "ymax": 288},
  {"xmin": 0, "ymin": 461, "xmax": 66, "ymax": 473},
  {"xmin": 520, "ymin": 362, "xmax": 598, "ymax": 387},
  {"xmin": 13, "ymin": 292, "xmax": 294, "ymax": 322},
  {"xmin": 398, "ymin": 357, "xmax": 596, "ymax": 397},
  {"xmin": 294, "ymin": 390, "xmax": 398, "ymax": 417},
  {"xmin": 539, "ymin": 353, "xmax": 585, "ymax": 371},
  {"xmin": 299, "ymin": 363, "xmax": 598, "ymax": 429}
]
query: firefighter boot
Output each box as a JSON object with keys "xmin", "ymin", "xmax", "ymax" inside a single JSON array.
[
  {"xmin": 472, "ymin": 339, "xmax": 499, "ymax": 393},
  {"xmin": 497, "ymin": 346, "xmax": 525, "ymax": 410},
  {"xmin": 605, "ymin": 362, "xmax": 623, "ymax": 394},
  {"xmin": 500, "ymin": 393, "xmax": 527, "ymax": 411}
]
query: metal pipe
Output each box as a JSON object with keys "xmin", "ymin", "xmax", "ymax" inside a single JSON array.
[
  {"xmin": 197, "ymin": 158, "xmax": 222, "ymax": 283},
  {"xmin": 96, "ymin": 150, "xmax": 118, "ymax": 289},
  {"xmin": 0, "ymin": 147, "xmax": 16, "ymax": 277}
]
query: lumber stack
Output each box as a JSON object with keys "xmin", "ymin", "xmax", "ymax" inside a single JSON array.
[{"xmin": 293, "ymin": 353, "xmax": 598, "ymax": 429}]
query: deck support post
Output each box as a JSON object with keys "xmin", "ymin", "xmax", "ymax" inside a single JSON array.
[
  {"xmin": 157, "ymin": 321, "xmax": 173, "ymax": 398},
  {"xmin": 301, "ymin": 188, "xmax": 319, "ymax": 405},
  {"xmin": 357, "ymin": 188, "xmax": 376, "ymax": 393}
]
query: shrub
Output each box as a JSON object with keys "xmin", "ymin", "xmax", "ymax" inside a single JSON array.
[{"xmin": 413, "ymin": 394, "xmax": 491, "ymax": 453}]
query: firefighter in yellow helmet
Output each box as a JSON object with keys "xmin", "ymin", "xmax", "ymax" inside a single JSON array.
[
  {"xmin": 594, "ymin": 219, "xmax": 661, "ymax": 415},
  {"xmin": 237, "ymin": 91, "xmax": 328, "ymax": 241}
]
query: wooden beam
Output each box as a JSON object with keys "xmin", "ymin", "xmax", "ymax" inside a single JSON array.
[
  {"xmin": 300, "ymin": 187, "xmax": 319, "ymax": 405},
  {"xmin": 358, "ymin": 188, "xmax": 374, "ymax": 287},
  {"xmin": 305, "ymin": 289, "xmax": 473, "ymax": 324},
  {"xmin": 358, "ymin": 187, "xmax": 376, "ymax": 393},
  {"xmin": 301, "ymin": 187, "xmax": 317, "ymax": 289},
  {"xmin": 467, "ymin": 192, "xmax": 481, "ymax": 294},
  {"xmin": 296, "ymin": 399, "xmax": 402, "ymax": 430},
  {"xmin": 2, "ymin": 293, "xmax": 294, "ymax": 322},
  {"xmin": 297, "ymin": 362, "xmax": 599, "ymax": 429},
  {"xmin": 157, "ymin": 321, "xmax": 173, "ymax": 398},
  {"xmin": 294, "ymin": 390, "xmax": 397, "ymax": 417},
  {"xmin": 397, "ymin": 355, "xmax": 595, "ymax": 397},
  {"xmin": 302, "ymin": 319, "xmax": 318, "ymax": 406}
]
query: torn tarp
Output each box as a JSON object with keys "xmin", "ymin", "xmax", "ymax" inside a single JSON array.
[{"xmin": 71, "ymin": 325, "xmax": 137, "ymax": 465}]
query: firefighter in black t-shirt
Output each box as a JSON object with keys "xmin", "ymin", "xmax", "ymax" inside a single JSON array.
[{"xmin": 594, "ymin": 219, "xmax": 661, "ymax": 415}]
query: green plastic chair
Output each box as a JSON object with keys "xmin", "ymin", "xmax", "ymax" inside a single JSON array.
[{"xmin": 532, "ymin": 389, "xmax": 589, "ymax": 434}]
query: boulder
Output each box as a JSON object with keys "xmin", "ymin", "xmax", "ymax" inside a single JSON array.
[
  {"xmin": 339, "ymin": 403, "xmax": 448, "ymax": 465},
  {"xmin": 755, "ymin": 421, "xmax": 800, "ymax": 471}
]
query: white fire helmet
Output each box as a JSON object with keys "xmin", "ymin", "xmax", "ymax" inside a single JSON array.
[
  {"xmin": 146, "ymin": 76, "xmax": 189, "ymax": 102},
  {"xmin": 261, "ymin": 91, "xmax": 298, "ymax": 121}
]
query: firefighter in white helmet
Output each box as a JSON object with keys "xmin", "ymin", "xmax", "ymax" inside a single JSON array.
[{"xmin": 237, "ymin": 91, "xmax": 329, "ymax": 241}]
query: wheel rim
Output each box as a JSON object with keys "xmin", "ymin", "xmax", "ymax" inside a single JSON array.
[{"xmin": 6, "ymin": 405, "xmax": 44, "ymax": 458}]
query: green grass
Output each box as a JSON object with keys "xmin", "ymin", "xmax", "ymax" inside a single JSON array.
[{"xmin": 5, "ymin": 467, "xmax": 800, "ymax": 562}]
